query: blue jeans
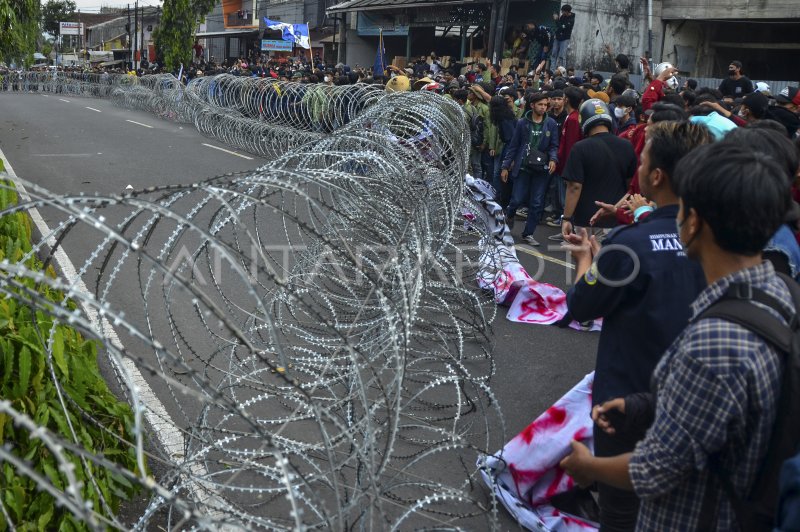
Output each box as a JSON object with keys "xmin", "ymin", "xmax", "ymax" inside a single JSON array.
[
  {"xmin": 551, "ymin": 38, "xmax": 569, "ymax": 67},
  {"xmin": 482, "ymin": 152, "xmax": 494, "ymax": 183},
  {"xmin": 548, "ymin": 174, "xmax": 566, "ymax": 214},
  {"xmin": 508, "ymin": 167, "xmax": 551, "ymax": 236},
  {"xmin": 492, "ymin": 149, "xmax": 512, "ymax": 209},
  {"xmin": 470, "ymin": 150, "xmax": 484, "ymax": 180}
]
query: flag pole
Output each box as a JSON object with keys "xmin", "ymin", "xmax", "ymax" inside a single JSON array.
[{"xmin": 306, "ymin": 22, "xmax": 312, "ymax": 66}]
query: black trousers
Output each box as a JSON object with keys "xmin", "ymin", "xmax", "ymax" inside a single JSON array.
[{"xmin": 593, "ymin": 427, "xmax": 641, "ymax": 532}]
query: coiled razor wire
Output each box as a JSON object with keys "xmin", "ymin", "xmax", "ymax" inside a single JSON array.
[{"xmin": 0, "ymin": 76, "xmax": 517, "ymax": 529}]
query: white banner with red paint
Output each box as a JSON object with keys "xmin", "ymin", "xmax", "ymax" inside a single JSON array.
[
  {"xmin": 479, "ymin": 372, "xmax": 598, "ymax": 531},
  {"xmin": 464, "ymin": 176, "xmax": 601, "ymax": 332}
]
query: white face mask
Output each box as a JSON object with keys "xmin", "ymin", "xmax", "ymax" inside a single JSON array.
[
  {"xmin": 614, "ymin": 106, "xmax": 627, "ymax": 119},
  {"xmin": 666, "ymin": 76, "xmax": 679, "ymax": 90}
]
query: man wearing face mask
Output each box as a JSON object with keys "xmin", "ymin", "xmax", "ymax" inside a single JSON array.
[
  {"xmin": 560, "ymin": 137, "xmax": 796, "ymax": 532},
  {"xmin": 613, "ymin": 93, "xmax": 638, "ymax": 135},
  {"xmin": 718, "ymin": 60, "xmax": 754, "ymax": 99},
  {"xmin": 641, "ymin": 62, "xmax": 679, "ymax": 112},
  {"xmin": 561, "ymin": 121, "xmax": 710, "ymax": 531}
]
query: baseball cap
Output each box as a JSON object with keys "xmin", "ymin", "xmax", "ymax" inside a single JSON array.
[
  {"xmin": 754, "ymin": 82, "xmax": 771, "ymax": 94},
  {"xmin": 587, "ymin": 89, "xmax": 610, "ymax": 104},
  {"xmin": 742, "ymin": 91, "xmax": 768, "ymax": 116},
  {"xmin": 775, "ymin": 86, "xmax": 799, "ymax": 104}
]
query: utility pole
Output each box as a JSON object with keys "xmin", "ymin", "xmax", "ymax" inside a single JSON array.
[
  {"xmin": 140, "ymin": 4, "xmax": 145, "ymax": 65},
  {"xmin": 134, "ymin": 0, "xmax": 139, "ymax": 70},
  {"xmin": 127, "ymin": 4, "xmax": 132, "ymax": 70}
]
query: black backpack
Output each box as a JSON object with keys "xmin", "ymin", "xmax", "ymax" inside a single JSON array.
[
  {"xmin": 696, "ymin": 272, "xmax": 800, "ymax": 531},
  {"xmin": 468, "ymin": 106, "xmax": 484, "ymax": 149}
]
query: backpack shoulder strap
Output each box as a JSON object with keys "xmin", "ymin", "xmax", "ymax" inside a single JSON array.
[
  {"xmin": 696, "ymin": 276, "xmax": 800, "ymax": 531},
  {"xmin": 694, "ymin": 282, "xmax": 795, "ymax": 353}
]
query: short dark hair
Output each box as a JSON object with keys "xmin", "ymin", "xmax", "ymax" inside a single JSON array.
[
  {"xmin": 453, "ymin": 89, "xmax": 469, "ymax": 103},
  {"xmin": 731, "ymin": 60, "xmax": 743, "ymax": 70},
  {"xmin": 591, "ymin": 73, "xmax": 604, "ymax": 83},
  {"xmin": 649, "ymin": 102, "xmax": 687, "ymax": 123},
  {"xmin": 727, "ymin": 126, "xmax": 799, "ymax": 185},
  {"xmin": 564, "ymin": 86, "xmax": 585, "ymax": 109},
  {"xmin": 615, "ymin": 54, "xmax": 630, "ymax": 70},
  {"xmin": 686, "ymin": 78, "xmax": 698, "ymax": 90},
  {"xmin": 548, "ymin": 89, "xmax": 565, "ymax": 98},
  {"xmin": 662, "ymin": 93, "xmax": 685, "ymax": 107},
  {"xmin": 528, "ymin": 91, "xmax": 549, "ymax": 104},
  {"xmin": 615, "ymin": 93, "xmax": 637, "ymax": 109},
  {"xmin": 747, "ymin": 119, "xmax": 789, "ymax": 138},
  {"xmin": 681, "ymin": 89, "xmax": 696, "ymax": 107},
  {"xmin": 646, "ymin": 121, "xmax": 712, "ymax": 190},
  {"xmin": 608, "ymin": 74, "xmax": 627, "ymax": 95},
  {"xmin": 696, "ymin": 87, "xmax": 724, "ymax": 100},
  {"xmin": 675, "ymin": 141, "xmax": 790, "ymax": 255}
]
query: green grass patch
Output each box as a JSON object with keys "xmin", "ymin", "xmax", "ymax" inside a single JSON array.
[{"xmin": 0, "ymin": 179, "xmax": 144, "ymax": 531}]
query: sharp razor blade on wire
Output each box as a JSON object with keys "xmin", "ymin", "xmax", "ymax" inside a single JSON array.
[{"xmin": 0, "ymin": 71, "xmax": 512, "ymax": 530}]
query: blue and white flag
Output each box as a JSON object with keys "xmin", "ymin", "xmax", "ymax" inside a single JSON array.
[
  {"xmin": 293, "ymin": 23, "xmax": 310, "ymax": 50},
  {"xmin": 263, "ymin": 18, "xmax": 310, "ymax": 49}
]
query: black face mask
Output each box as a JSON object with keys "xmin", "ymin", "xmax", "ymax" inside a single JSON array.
[{"xmin": 728, "ymin": 69, "xmax": 737, "ymax": 76}]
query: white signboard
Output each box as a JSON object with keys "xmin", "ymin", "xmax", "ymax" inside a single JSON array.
[{"xmin": 59, "ymin": 22, "xmax": 84, "ymax": 35}]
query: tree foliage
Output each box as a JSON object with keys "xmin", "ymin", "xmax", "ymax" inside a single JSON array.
[
  {"xmin": 0, "ymin": 181, "xmax": 144, "ymax": 530},
  {"xmin": 155, "ymin": 0, "xmax": 218, "ymax": 72},
  {"xmin": 41, "ymin": 0, "xmax": 77, "ymax": 37},
  {"xmin": 156, "ymin": 0, "xmax": 193, "ymax": 71},
  {"xmin": 0, "ymin": 0, "xmax": 40, "ymax": 65}
]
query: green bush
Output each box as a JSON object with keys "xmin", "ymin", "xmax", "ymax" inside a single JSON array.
[{"xmin": 0, "ymin": 180, "xmax": 144, "ymax": 531}]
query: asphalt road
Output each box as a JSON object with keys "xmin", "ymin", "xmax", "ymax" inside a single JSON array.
[{"xmin": 0, "ymin": 92, "xmax": 598, "ymax": 527}]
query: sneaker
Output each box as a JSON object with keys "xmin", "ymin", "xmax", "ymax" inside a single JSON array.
[
  {"xmin": 546, "ymin": 217, "xmax": 561, "ymax": 227},
  {"xmin": 516, "ymin": 207, "xmax": 528, "ymax": 219},
  {"xmin": 548, "ymin": 233, "xmax": 564, "ymax": 241},
  {"xmin": 522, "ymin": 234, "xmax": 540, "ymax": 246}
]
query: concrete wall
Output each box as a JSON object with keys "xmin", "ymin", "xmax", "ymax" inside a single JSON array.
[
  {"xmin": 343, "ymin": 29, "xmax": 375, "ymax": 69},
  {"xmin": 565, "ymin": 0, "xmax": 651, "ymax": 72},
  {"xmin": 661, "ymin": 0, "xmax": 800, "ymax": 20},
  {"xmin": 660, "ymin": 19, "xmax": 800, "ymax": 79}
]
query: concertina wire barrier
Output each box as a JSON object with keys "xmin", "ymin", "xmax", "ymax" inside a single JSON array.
[{"xmin": 0, "ymin": 71, "xmax": 515, "ymax": 529}]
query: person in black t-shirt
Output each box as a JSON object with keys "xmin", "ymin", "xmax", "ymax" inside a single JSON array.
[
  {"xmin": 561, "ymin": 99, "xmax": 637, "ymax": 237},
  {"xmin": 718, "ymin": 60, "xmax": 753, "ymax": 100}
]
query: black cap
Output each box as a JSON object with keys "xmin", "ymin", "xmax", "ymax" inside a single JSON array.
[
  {"xmin": 742, "ymin": 91, "xmax": 768, "ymax": 117},
  {"xmin": 561, "ymin": 4, "xmax": 572, "ymax": 11},
  {"xmin": 776, "ymin": 86, "xmax": 799, "ymax": 104}
]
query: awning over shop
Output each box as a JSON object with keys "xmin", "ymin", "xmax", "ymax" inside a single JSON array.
[
  {"xmin": 327, "ymin": 0, "xmax": 477, "ymax": 15},
  {"xmin": 195, "ymin": 29, "xmax": 259, "ymax": 38}
]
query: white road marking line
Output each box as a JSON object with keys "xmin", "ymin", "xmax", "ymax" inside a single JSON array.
[
  {"xmin": 515, "ymin": 244, "xmax": 575, "ymax": 269},
  {"xmin": 0, "ymin": 148, "xmax": 230, "ymax": 522},
  {"xmin": 0, "ymin": 149, "xmax": 185, "ymax": 484},
  {"xmin": 85, "ymin": 106, "xmax": 102, "ymax": 113},
  {"xmin": 42, "ymin": 94, "xmax": 50, "ymax": 97},
  {"xmin": 125, "ymin": 119, "xmax": 153, "ymax": 128},
  {"xmin": 33, "ymin": 154, "xmax": 93, "ymax": 157},
  {"xmin": 58, "ymin": 98, "xmax": 71, "ymax": 103},
  {"xmin": 201, "ymin": 142, "xmax": 254, "ymax": 160}
]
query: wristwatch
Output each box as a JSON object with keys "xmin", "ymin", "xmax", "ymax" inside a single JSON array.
[{"xmin": 560, "ymin": 215, "xmax": 574, "ymax": 224}]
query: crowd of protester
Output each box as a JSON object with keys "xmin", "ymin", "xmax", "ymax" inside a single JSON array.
[{"xmin": 3, "ymin": 12, "xmax": 800, "ymax": 528}]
